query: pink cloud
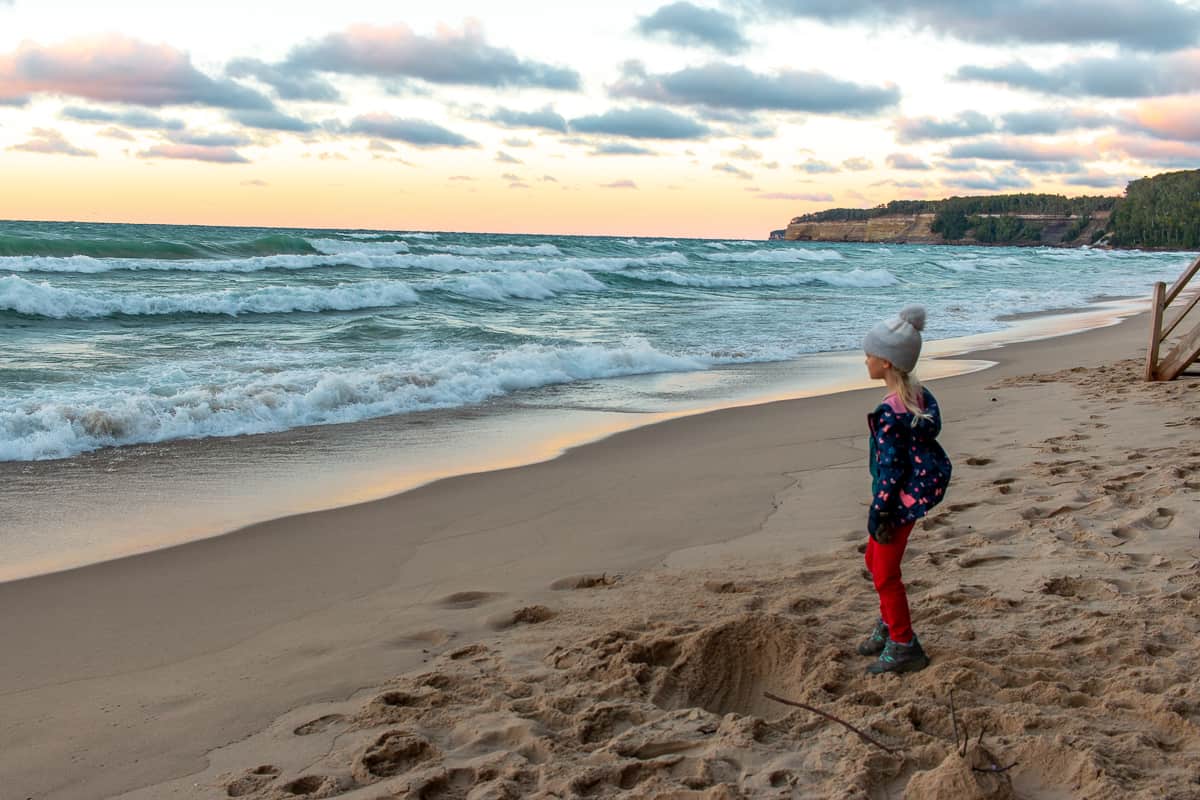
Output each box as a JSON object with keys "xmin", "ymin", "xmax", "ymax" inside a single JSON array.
[
  {"xmin": 1096, "ymin": 133, "xmax": 1200, "ymax": 162},
  {"xmin": 9, "ymin": 127, "xmax": 95, "ymax": 157},
  {"xmin": 0, "ymin": 35, "xmax": 270, "ymax": 109},
  {"xmin": 137, "ymin": 144, "xmax": 249, "ymax": 163},
  {"xmin": 1124, "ymin": 96, "xmax": 1200, "ymax": 142}
]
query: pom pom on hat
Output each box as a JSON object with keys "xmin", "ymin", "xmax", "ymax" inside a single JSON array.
[
  {"xmin": 863, "ymin": 304, "xmax": 926, "ymax": 373},
  {"xmin": 898, "ymin": 304, "xmax": 925, "ymax": 332}
]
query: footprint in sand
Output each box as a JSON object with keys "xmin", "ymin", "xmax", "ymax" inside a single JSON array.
[
  {"xmin": 956, "ymin": 552, "xmax": 1014, "ymax": 569},
  {"xmin": 435, "ymin": 591, "xmax": 504, "ymax": 610},
  {"xmin": 550, "ymin": 573, "xmax": 617, "ymax": 590},
  {"xmin": 354, "ymin": 730, "xmax": 439, "ymax": 780},
  {"xmin": 280, "ymin": 776, "xmax": 335, "ymax": 796},
  {"xmin": 1141, "ymin": 507, "xmax": 1176, "ymax": 530},
  {"xmin": 225, "ymin": 765, "xmax": 279, "ymax": 797},
  {"xmin": 293, "ymin": 714, "xmax": 346, "ymax": 736},
  {"xmin": 487, "ymin": 605, "xmax": 557, "ymax": 631},
  {"xmin": 965, "ymin": 457, "xmax": 993, "ymax": 466}
]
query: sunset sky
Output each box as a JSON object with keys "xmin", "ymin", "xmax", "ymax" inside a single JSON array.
[{"xmin": 1, "ymin": 0, "xmax": 1198, "ymax": 237}]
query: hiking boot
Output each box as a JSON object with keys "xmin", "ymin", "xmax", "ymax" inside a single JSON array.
[
  {"xmin": 866, "ymin": 636, "xmax": 930, "ymax": 675},
  {"xmin": 856, "ymin": 619, "xmax": 889, "ymax": 656}
]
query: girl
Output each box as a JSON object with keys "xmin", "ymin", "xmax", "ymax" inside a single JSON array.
[{"xmin": 858, "ymin": 305, "xmax": 952, "ymax": 675}]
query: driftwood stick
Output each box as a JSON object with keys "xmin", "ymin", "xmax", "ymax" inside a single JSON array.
[
  {"xmin": 973, "ymin": 762, "xmax": 1019, "ymax": 774},
  {"xmin": 763, "ymin": 691, "xmax": 901, "ymax": 755}
]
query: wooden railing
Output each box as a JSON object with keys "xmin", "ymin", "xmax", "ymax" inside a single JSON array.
[{"xmin": 1146, "ymin": 254, "xmax": 1200, "ymax": 381}]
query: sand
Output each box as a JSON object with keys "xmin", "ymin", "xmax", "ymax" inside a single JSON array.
[{"xmin": 2, "ymin": 310, "xmax": 1199, "ymax": 799}]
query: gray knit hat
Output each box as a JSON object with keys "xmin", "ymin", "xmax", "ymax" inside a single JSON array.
[{"xmin": 863, "ymin": 305, "xmax": 926, "ymax": 373}]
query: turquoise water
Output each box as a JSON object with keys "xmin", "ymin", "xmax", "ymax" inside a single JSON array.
[{"xmin": 0, "ymin": 219, "xmax": 1192, "ymax": 461}]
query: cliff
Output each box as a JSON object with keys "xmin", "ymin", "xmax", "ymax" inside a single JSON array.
[{"xmin": 782, "ymin": 211, "xmax": 1111, "ymax": 247}]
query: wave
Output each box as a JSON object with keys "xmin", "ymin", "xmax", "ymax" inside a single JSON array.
[
  {"xmin": 701, "ymin": 248, "xmax": 844, "ymax": 263},
  {"xmin": 422, "ymin": 243, "xmax": 564, "ymax": 256},
  {"xmin": 308, "ymin": 238, "xmax": 411, "ymax": 255},
  {"xmin": 0, "ymin": 276, "xmax": 419, "ymax": 319},
  {"xmin": 618, "ymin": 239, "xmax": 678, "ymax": 248},
  {"xmin": 0, "ymin": 232, "xmax": 317, "ymax": 260},
  {"xmin": 621, "ymin": 268, "xmax": 898, "ymax": 289},
  {"xmin": 0, "ymin": 250, "xmax": 688, "ymax": 276},
  {"xmin": 438, "ymin": 268, "xmax": 607, "ymax": 301},
  {"xmin": 0, "ymin": 339, "xmax": 708, "ymax": 460}
]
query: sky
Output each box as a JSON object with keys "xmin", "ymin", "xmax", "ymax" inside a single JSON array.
[{"xmin": 1, "ymin": 0, "xmax": 1198, "ymax": 238}]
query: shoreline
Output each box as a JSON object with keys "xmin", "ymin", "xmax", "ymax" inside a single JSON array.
[
  {"xmin": 0, "ymin": 296, "xmax": 1145, "ymax": 584},
  {"xmin": 0, "ymin": 304, "xmax": 1169, "ymax": 799}
]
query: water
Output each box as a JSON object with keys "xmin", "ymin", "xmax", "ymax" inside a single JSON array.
[{"xmin": 0, "ymin": 219, "xmax": 1193, "ymax": 463}]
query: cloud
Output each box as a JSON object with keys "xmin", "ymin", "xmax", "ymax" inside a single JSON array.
[
  {"xmin": 495, "ymin": 150, "xmax": 523, "ymax": 163},
  {"xmin": 343, "ymin": 114, "xmax": 477, "ymax": 148},
  {"xmin": 98, "ymin": 126, "xmax": 135, "ymax": 141},
  {"xmin": 601, "ymin": 179, "xmax": 638, "ymax": 189},
  {"xmin": 569, "ymin": 106, "xmax": 710, "ymax": 139},
  {"xmin": 1123, "ymin": 96, "xmax": 1200, "ymax": 142},
  {"xmin": 886, "ymin": 152, "xmax": 931, "ymax": 170},
  {"xmin": 591, "ymin": 142, "xmax": 657, "ymax": 155},
  {"xmin": 0, "ymin": 35, "xmax": 273, "ymax": 109},
  {"xmin": 509, "ymin": 182, "xmax": 530, "ymax": 189},
  {"xmin": 636, "ymin": 2, "xmax": 749, "ymax": 53},
  {"xmin": 873, "ymin": 179, "xmax": 929, "ymax": 189},
  {"xmin": 241, "ymin": 179, "xmax": 269, "ymax": 187},
  {"xmin": 284, "ymin": 21, "xmax": 580, "ymax": 90},
  {"xmin": 226, "ymin": 57, "xmax": 341, "ymax": 101},
  {"xmin": 449, "ymin": 175, "xmax": 475, "ymax": 181},
  {"xmin": 368, "ymin": 139, "xmax": 395, "ymax": 152},
  {"xmin": 946, "ymin": 138, "xmax": 1087, "ymax": 162},
  {"xmin": 228, "ymin": 108, "xmax": 317, "ymax": 132},
  {"xmin": 842, "ymin": 157, "xmax": 872, "ymax": 171},
  {"xmin": 894, "ymin": 110, "xmax": 994, "ymax": 142},
  {"xmin": 1063, "ymin": 171, "xmax": 1140, "ymax": 188},
  {"xmin": 503, "ymin": 136, "xmax": 532, "ymax": 147},
  {"xmin": 1095, "ymin": 133, "xmax": 1200, "ymax": 164},
  {"xmin": 999, "ymin": 108, "xmax": 1116, "ymax": 135},
  {"xmin": 610, "ymin": 60, "xmax": 899, "ymax": 114},
  {"xmin": 138, "ymin": 143, "xmax": 249, "ymax": 163},
  {"xmin": 758, "ymin": 0, "xmax": 1200, "ymax": 51},
  {"xmin": 500, "ymin": 172, "xmax": 522, "ymax": 181},
  {"xmin": 943, "ymin": 168, "xmax": 1032, "ymax": 191},
  {"xmin": 542, "ymin": 174, "xmax": 558, "ymax": 182},
  {"xmin": 9, "ymin": 127, "xmax": 95, "ymax": 157},
  {"xmin": 758, "ymin": 192, "xmax": 834, "ymax": 201},
  {"xmin": 61, "ymin": 106, "xmax": 185, "ymax": 130},
  {"xmin": 488, "ymin": 105, "xmax": 568, "ymax": 133},
  {"xmin": 0, "ymin": 94, "xmax": 27, "ymax": 106},
  {"xmin": 794, "ymin": 159, "xmax": 838, "ymax": 173},
  {"xmin": 954, "ymin": 51, "xmax": 1200, "ymax": 98},
  {"xmin": 726, "ymin": 144, "xmax": 762, "ymax": 160},
  {"xmin": 169, "ymin": 130, "xmax": 255, "ymax": 147},
  {"xmin": 713, "ymin": 162, "xmax": 752, "ymax": 179}
]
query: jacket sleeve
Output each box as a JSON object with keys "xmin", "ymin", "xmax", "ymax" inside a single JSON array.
[{"xmin": 868, "ymin": 407, "xmax": 910, "ymax": 535}]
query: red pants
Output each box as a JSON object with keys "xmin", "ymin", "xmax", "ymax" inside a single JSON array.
[{"xmin": 864, "ymin": 521, "xmax": 915, "ymax": 644}]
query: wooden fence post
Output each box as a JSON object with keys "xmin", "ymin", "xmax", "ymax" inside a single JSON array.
[{"xmin": 1146, "ymin": 281, "xmax": 1166, "ymax": 381}]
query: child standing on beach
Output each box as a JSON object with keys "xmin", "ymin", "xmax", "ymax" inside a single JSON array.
[{"xmin": 858, "ymin": 305, "xmax": 951, "ymax": 675}]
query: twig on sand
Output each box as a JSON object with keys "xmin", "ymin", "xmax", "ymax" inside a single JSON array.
[
  {"xmin": 763, "ymin": 691, "xmax": 901, "ymax": 755},
  {"xmin": 973, "ymin": 762, "xmax": 1019, "ymax": 774},
  {"xmin": 950, "ymin": 689, "xmax": 968, "ymax": 757}
]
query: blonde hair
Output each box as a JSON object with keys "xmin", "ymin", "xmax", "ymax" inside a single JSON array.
[{"xmin": 887, "ymin": 366, "xmax": 933, "ymax": 424}]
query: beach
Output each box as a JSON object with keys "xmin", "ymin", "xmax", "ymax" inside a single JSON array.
[{"xmin": 2, "ymin": 306, "xmax": 1199, "ymax": 799}]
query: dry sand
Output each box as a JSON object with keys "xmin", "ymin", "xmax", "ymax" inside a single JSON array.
[{"xmin": 3, "ymin": 311, "xmax": 1199, "ymax": 799}]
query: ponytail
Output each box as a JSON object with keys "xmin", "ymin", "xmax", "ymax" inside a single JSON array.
[{"xmin": 891, "ymin": 368, "xmax": 933, "ymax": 424}]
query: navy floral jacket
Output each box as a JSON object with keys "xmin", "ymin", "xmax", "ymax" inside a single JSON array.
[{"xmin": 867, "ymin": 387, "xmax": 952, "ymax": 538}]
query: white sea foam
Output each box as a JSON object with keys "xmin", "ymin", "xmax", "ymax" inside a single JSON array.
[
  {"xmin": 308, "ymin": 238, "xmax": 411, "ymax": 255},
  {"xmin": 622, "ymin": 268, "xmax": 897, "ymax": 288},
  {"xmin": 0, "ymin": 339, "xmax": 707, "ymax": 460},
  {"xmin": 701, "ymin": 248, "xmax": 844, "ymax": 263},
  {"xmin": 0, "ymin": 276, "xmax": 420, "ymax": 318},
  {"xmin": 423, "ymin": 243, "xmax": 564, "ymax": 256},
  {"xmin": 439, "ymin": 268, "xmax": 606, "ymax": 301},
  {"xmin": 618, "ymin": 239, "xmax": 678, "ymax": 248}
]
